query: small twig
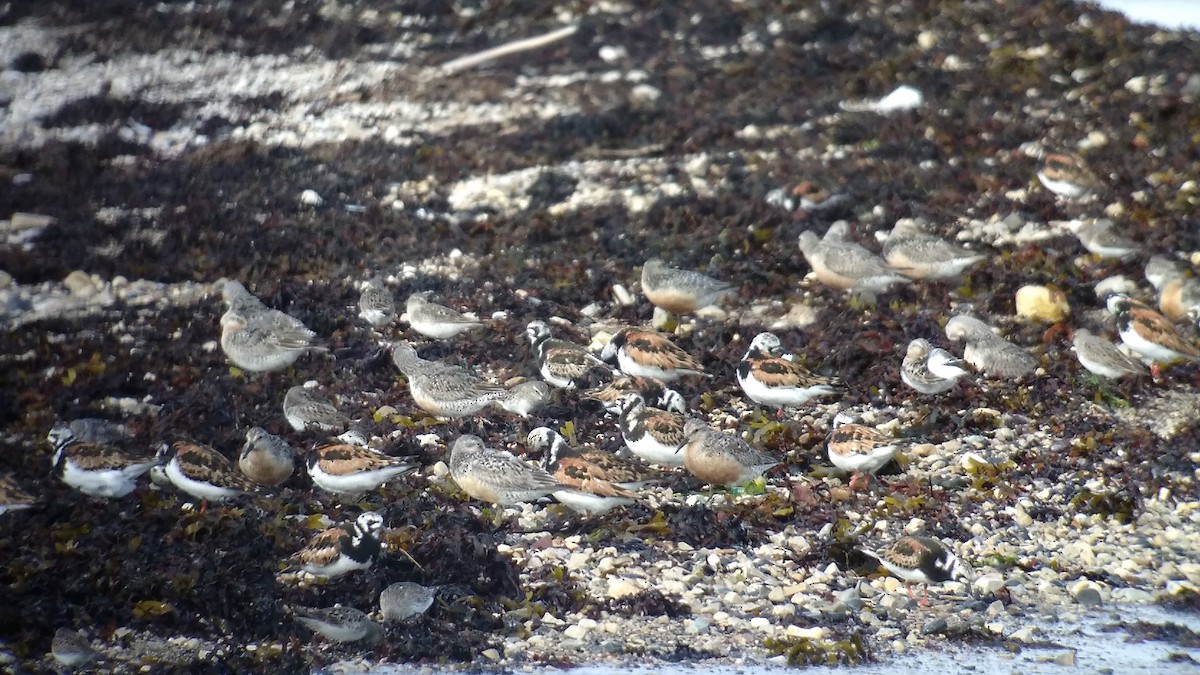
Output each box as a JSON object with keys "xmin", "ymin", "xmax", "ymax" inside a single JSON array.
[{"xmin": 440, "ymin": 25, "xmax": 578, "ymax": 74}]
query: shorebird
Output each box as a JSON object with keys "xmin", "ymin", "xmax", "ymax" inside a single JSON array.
[
  {"xmin": 826, "ymin": 414, "xmax": 902, "ymax": 489},
  {"xmin": 798, "ymin": 221, "xmax": 909, "ymax": 294},
  {"xmin": 47, "ymin": 423, "xmax": 161, "ymax": 499},
  {"xmin": 307, "ymin": 443, "xmax": 418, "ymax": 494},
  {"xmin": 405, "ymin": 291, "xmax": 485, "ymax": 339},
  {"xmin": 1070, "ymin": 328, "xmax": 1147, "ymax": 379},
  {"xmin": 1065, "ymin": 219, "xmax": 1139, "ymax": 259},
  {"xmin": 283, "ymin": 385, "xmax": 350, "ymax": 433},
  {"xmin": 448, "ymin": 434, "xmax": 566, "ymax": 506},
  {"xmin": 944, "ymin": 315, "xmax": 1037, "ymax": 379},
  {"xmin": 616, "ymin": 392, "xmax": 688, "ymax": 467},
  {"xmin": 157, "ymin": 440, "xmax": 258, "ymax": 505},
  {"xmin": 529, "ymin": 427, "xmax": 654, "ymax": 514},
  {"xmin": 900, "ymin": 338, "xmax": 970, "ymax": 394},
  {"xmin": 238, "ymin": 427, "xmax": 296, "ymax": 487},
  {"xmin": 290, "ymin": 605, "xmax": 382, "ymax": 644},
  {"xmin": 861, "ymin": 535, "xmax": 970, "ymax": 606},
  {"xmin": 882, "ymin": 220, "xmax": 987, "ymax": 280},
  {"xmin": 358, "ymin": 278, "xmax": 396, "ymax": 327},
  {"xmin": 601, "ymin": 328, "xmax": 707, "ymax": 382},
  {"xmin": 50, "ymin": 628, "xmax": 99, "ymax": 668},
  {"xmin": 1036, "ymin": 151, "xmax": 1103, "ymax": 200},
  {"xmin": 496, "ymin": 380, "xmax": 551, "ymax": 418},
  {"xmin": 219, "ymin": 280, "xmax": 326, "ymax": 372},
  {"xmin": 283, "ymin": 511, "xmax": 384, "ymax": 579},
  {"xmin": 391, "ymin": 342, "xmax": 509, "ymax": 417},
  {"xmin": 1144, "ymin": 256, "xmax": 1200, "ymax": 324},
  {"xmin": 0, "ymin": 474, "xmax": 35, "ymax": 515},
  {"xmin": 640, "ymin": 257, "xmax": 736, "ymax": 315},
  {"xmin": 736, "ymin": 332, "xmax": 841, "ymax": 411},
  {"xmin": 380, "ymin": 582, "xmax": 437, "ymax": 622},
  {"xmin": 679, "ymin": 418, "xmax": 780, "ymax": 488},
  {"xmin": 525, "ymin": 320, "xmax": 612, "ymax": 389},
  {"xmin": 1107, "ymin": 294, "xmax": 1200, "ymax": 369}
]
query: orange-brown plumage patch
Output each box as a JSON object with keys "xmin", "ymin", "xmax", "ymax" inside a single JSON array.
[
  {"xmin": 1128, "ymin": 307, "xmax": 1200, "ymax": 358},
  {"xmin": 314, "ymin": 444, "xmax": 408, "ymax": 475},
  {"xmin": 290, "ymin": 526, "xmax": 350, "ymax": 568},
  {"xmin": 65, "ymin": 442, "xmax": 152, "ymax": 471},
  {"xmin": 644, "ymin": 411, "xmax": 686, "ymax": 445},
  {"xmin": 1158, "ymin": 279, "xmax": 1187, "ymax": 322},
  {"xmin": 624, "ymin": 331, "xmax": 705, "ymax": 372},
  {"xmin": 883, "ymin": 536, "xmax": 934, "ymax": 568},
  {"xmin": 643, "ymin": 288, "xmax": 701, "ymax": 315},
  {"xmin": 681, "ymin": 442, "xmax": 744, "ymax": 486},
  {"xmin": 173, "ymin": 440, "xmax": 258, "ymax": 491},
  {"xmin": 828, "ymin": 424, "xmax": 893, "ymax": 457},
  {"xmin": 586, "ymin": 375, "xmax": 666, "ymax": 402},
  {"xmin": 745, "ymin": 356, "xmax": 835, "ymax": 388}
]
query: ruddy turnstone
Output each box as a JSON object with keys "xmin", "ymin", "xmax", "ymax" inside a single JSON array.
[
  {"xmin": 585, "ymin": 375, "xmax": 669, "ymax": 411},
  {"xmin": 640, "ymin": 257, "xmax": 736, "ymax": 315},
  {"xmin": 307, "ymin": 443, "xmax": 418, "ymax": 494},
  {"xmin": 798, "ymin": 221, "xmax": 909, "ymax": 294},
  {"xmin": 405, "ymin": 291, "xmax": 484, "ymax": 339},
  {"xmin": 529, "ymin": 427, "xmax": 650, "ymax": 514},
  {"xmin": 358, "ymin": 278, "xmax": 396, "ymax": 327},
  {"xmin": 448, "ymin": 434, "xmax": 565, "ymax": 506},
  {"xmin": 496, "ymin": 380, "xmax": 551, "ymax": 418},
  {"xmin": 601, "ymin": 328, "xmax": 708, "ymax": 382},
  {"xmin": 50, "ymin": 628, "xmax": 98, "ymax": 668},
  {"xmin": 882, "ymin": 220, "xmax": 987, "ymax": 280},
  {"xmin": 47, "ymin": 423, "xmax": 162, "ymax": 499},
  {"xmin": 861, "ymin": 535, "xmax": 970, "ymax": 606},
  {"xmin": 901, "ymin": 338, "xmax": 970, "ymax": 394},
  {"xmin": 616, "ymin": 392, "xmax": 688, "ymax": 467},
  {"xmin": 283, "ymin": 385, "xmax": 349, "ymax": 433},
  {"xmin": 1107, "ymin": 294, "xmax": 1200, "ymax": 366},
  {"xmin": 736, "ymin": 332, "xmax": 841, "ymax": 410},
  {"xmin": 290, "ymin": 605, "xmax": 382, "ymax": 643},
  {"xmin": 380, "ymin": 581, "xmax": 437, "ymax": 622},
  {"xmin": 826, "ymin": 414, "xmax": 901, "ymax": 489},
  {"xmin": 944, "ymin": 315, "xmax": 1037, "ymax": 379},
  {"xmin": 391, "ymin": 342, "xmax": 509, "ymax": 417},
  {"xmin": 1066, "ymin": 219, "xmax": 1140, "ymax": 259},
  {"xmin": 285, "ymin": 511, "xmax": 383, "ymax": 579},
  {"xmin": 1144, "ymin": 256, "xmax": 1200, "ymax": 323},
  {"xmin": 1036, "ymin": 151, "xmax": 1103, "ymax": 200},
  {"xmin": 680, "ymin": 418, "xmax": 780, "ymax": 488},
  {"xmin": 238, "ymin": 427, "xmax": 296, "ymax": 487},
  {"xmin": 157, "ymin": 440, "xmax": 258, "ymax": 504},
  {"xmin": 0, "ymin": 474, "xmax": 35, "ymax": 515},
  {"xmin": 1070, "ymin": 328, "xmax": 1147, "ymax": 379},
  {"xmin": 525, "ymin": 320, "xmax": 612, "ymax": 389}
]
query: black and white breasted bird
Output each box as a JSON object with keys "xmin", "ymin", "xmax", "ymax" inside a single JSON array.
[
  {"xmin": 529, "ymin": 427, "xmax": 656, "ymax": 515},
  {"xmin": 900, "ymin": 338, "xmax": 970, "ymax": 395},
  {"xmin": 601, "ymin": 328, "xmax": 708, "ymax": 382},
  {"xmin": 615, "ymin": 392, "xmax": 688, "ymax": 467},
  {"xmin": 736, "ymin": 332, "xmax": 840, "ymax": 410},
  {"xmin": 284, "ymin": 511, "xmax": 384, "ymax": 579},
  {"xmin": 861, "ymin": 535, "xmax": 970, "ymax": 606},
  {"xmin": 1106, "ymin": 294, "xmax": 1200, "ymax": 370},
  {"xmin": 525, "ymin": 320, "xmax": 612, "ymax": 390},
  {"xmin": 48, "ymin": 423, "xmax": 161, "ymax": 499}
]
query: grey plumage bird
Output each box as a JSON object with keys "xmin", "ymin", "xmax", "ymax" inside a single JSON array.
[
  {"xmin": 1070, "ymin": 329, "xmax": 1146, "ymax": 379},
  {"xmin": 882, "ymin": 221, "xmax": 987, "ymax": 280},
  {"xmin": 358, "ymin": 279, "xmax": 396, "ymax": 327},
  {"xmin": 50, "ymin": 628, "xmax": 99, "ymax": 668},
  {"xmin": 238, "ymin": 427, "xmax": 296, "ymax": 486},
  {"xmin": 283, "ymin": 385, "xmax": 349, "ymax": 433},
  {"xmin": 798, "ymin": 221, "xmax": 909, "ymax": 293},
  {"xmin": 944, "ymin": 315, "xmax": 1037, "ymax": 379},
  {"xmin": 219, "ymin": 280, "xmax": 326, "ymax": 372},
  {"xmin": 290, "ymin": 605, "xmax": 382, "ymax": 644},
  {"xmin": 448, "ymin": 434, "xmax": 565, "ymax": 506},
  {"xmin": 380, "ymin": 582, "xmax": 437, "ymax": 622},
  {"xmin": 679, "ymin": 418, "xmax": 780, "ymax": 488},
  {"xmin": 640, "ymin": 257, "xmax": 736, "ymax": 314},
  {"xmin": 405, "ymin": 292, "xmax": 484, "ymax": 339},
  {"xmin": 392, "ymin": 342, "xmax": 509, "ymax": 417}
]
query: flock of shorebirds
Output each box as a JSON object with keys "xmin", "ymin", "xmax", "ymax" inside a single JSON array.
[{"xmin": 10, "ymin": 148, "xmax": 1200, "ymax": 658}]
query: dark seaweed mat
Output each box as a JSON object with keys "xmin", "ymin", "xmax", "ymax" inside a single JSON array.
[{"xmin": 4, "ymin": 0, "xmax": 1200, "ymax": 670}]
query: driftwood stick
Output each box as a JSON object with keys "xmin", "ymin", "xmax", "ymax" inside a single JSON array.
[{"xmin": 440, "ymin": 25, "xmax": 578, "ymax": 74}]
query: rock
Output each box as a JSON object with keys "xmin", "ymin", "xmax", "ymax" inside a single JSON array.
[
  {"xmin": 973, "ymin": 573, "xmax": 1006, "ymax": 597},
  {"xmin": 606, "ymin": 579, "xmax": 639, "ymax": 599},
  {"xmin": 1015, "ymin": 284, "xmax": 1069, "ymax": 323},
  {"xmin": 63, "ymin": 270, "xmax": 99, "ymax": 297},
  {"xmin": 836, "ymin": 586, "xmax": 864, "ymax": 610},
  {"xmin": 1009, "ymin": 626, "xmax": 1038, "ymax": 644},
  {"xmin": 784, "ymin": 626, "xmax": 826, "ymax": 640},
  {"xmin": 1053, "ymin": 650, "xmax": 1077, "ymax": 667},
  {"xmin": 1070, "ymin": 580, "xmax": 1104, "ymax": 606},
  {"xmin": 921, "ymin": 617, "xmax": 948, "ymax": 635}
]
